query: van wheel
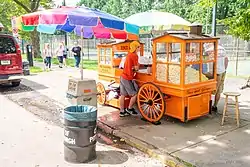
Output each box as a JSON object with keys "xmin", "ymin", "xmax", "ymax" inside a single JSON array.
[{"xmin": 11, "ymin": 81, "xmax": 21, "ymax": 87}]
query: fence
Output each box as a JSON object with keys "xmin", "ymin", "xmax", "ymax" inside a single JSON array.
[
  {"xmin": 36, "ymin": 33, "xmax": 250, "ymax": 76},
  {"xmin": 39, "ymin": 33, "xmax": 110, "ymax": 59},
  {"xmin": 39, "ymin": 33, "xmax": 249, "ymax": 59}
]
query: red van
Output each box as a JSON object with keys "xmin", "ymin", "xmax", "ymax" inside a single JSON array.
[{"xmin": 0, "ymin": 34, "xmax": 23, "ymax": 87}]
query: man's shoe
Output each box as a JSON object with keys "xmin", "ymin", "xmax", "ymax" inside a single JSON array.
[
  {"xmin": 212, "ymin": 106, "xmax": 218, "ymax": 112},
  {"xmin": 120, "ymin": 111, "xmax": 130, "ymax": 117},
  {"xmin": 125, "ymin": 108, "xmax": 138, "ymax": 115}
]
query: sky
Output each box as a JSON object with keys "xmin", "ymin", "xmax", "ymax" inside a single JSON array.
[{"xmin": 54, "ymin": 0, "xmax": 80, "ymax": 6}]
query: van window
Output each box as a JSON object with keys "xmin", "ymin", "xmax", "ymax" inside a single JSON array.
[{"xmin": 0, "ymin": 37, "xmax": 16, "ymax": 54}]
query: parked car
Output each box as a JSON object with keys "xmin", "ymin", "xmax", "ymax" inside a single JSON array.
[{"xmin": 0, "ymin": 33, "xmax": 23, "ymax": 87}]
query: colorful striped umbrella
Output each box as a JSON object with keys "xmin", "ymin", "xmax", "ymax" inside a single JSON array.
[{"xmin": 19, "ymin": 6, "xmax": 139, "ymax": 40}]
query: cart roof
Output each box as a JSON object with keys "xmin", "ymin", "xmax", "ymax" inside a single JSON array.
[{"xmin": 153, "ymin": 32, "xmax": 220, "ymax": 41}]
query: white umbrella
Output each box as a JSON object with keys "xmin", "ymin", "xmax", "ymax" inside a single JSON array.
[{"xmin": 125, "ymin": 10, "xmax": 191, "ymax": 33}]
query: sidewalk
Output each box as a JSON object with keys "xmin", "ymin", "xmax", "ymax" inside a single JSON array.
[
  {"xmin": 20, "ymin": 65, "xmax": 250, "ymax": 167},
  {"xmin": 0, "ymin": 95, "xmax": 164, "ymax": 167}
]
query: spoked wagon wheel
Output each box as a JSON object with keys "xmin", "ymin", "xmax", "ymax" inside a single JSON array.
[
  {"xmin": 97, "ymin": 82, "xmax": 106, "ymax": 105},
  {"xmin": 137, "ymin": 82, "xmax": 165, "ymax": 124}
]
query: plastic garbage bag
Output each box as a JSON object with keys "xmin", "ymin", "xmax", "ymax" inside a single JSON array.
[{"xmin": 64, "ymin": 105, "xmax": 97, "ymax": 122}]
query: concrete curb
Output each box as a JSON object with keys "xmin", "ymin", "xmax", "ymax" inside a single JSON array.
[{"xmin": 97, "ymin": 120, "xmax": 193, "ymax": 167}]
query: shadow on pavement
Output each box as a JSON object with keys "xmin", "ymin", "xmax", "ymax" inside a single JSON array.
[
  {"xmin": 0, "ymin": 78, "xmax": 48, "ymax": 95},
  {"xmin": 1, "ymin": 82, "xmax": 63, "ymax": 127},
  {"xmin": 89, "ymin": 150, "xmax": 129, "ymax": 165},
  {"xmin": 98, "ymin": 111, "xmax": 153, "ymax": 129},
  {"xmin": 0, "ymin": 84, "xmax": 33, "ymax": 95}
]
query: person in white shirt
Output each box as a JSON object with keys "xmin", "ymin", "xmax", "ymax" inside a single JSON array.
[
  {"xmin": 43, "ymin": 43, "xmax": 53, "ymax": 71},
  {"xmin": 56, "ymin": 42, "xmax": 64, "ymax": 68},
  {"xmin": 206, "ymin": 44, "xmax": 229, "ymax": 111}
]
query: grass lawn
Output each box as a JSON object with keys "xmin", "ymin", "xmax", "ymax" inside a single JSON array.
[
  {"xmin": 22, "ymin": 54, "xmax": 98, "ymax": 71},
  {"xmin": 30, "ymin": 66, "xmax": 43, "ymax": 73},
  {"xmin": 34, "ymin": 57, "xmax": 98, "ymax": 70}
]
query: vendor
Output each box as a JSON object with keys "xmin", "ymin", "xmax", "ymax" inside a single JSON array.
[
  {"xmin": 208, "ymin": 45, "xmax": 229, "ymax": 112},
  {"xmin": 119, "ymin": 41, "xmax": 140, "ymax": 117},
  {"xmin": 204, "ymin": 43, "xmax": 228, "ymax": 111}
]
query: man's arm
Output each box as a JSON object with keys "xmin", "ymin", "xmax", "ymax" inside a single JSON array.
[{"xmin": 134, "ymin": 65, "xmax": 139, "ymax": 71}]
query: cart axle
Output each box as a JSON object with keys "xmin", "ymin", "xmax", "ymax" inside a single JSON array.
[{"xmin": 145, "ymin": 99, "xmax": 154, "ymax": 106}]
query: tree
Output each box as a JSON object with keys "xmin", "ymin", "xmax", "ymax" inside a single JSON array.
[
  {"xmin": 11, "ymin": 0, "xmax": 53, "ymax": 57},
  {"xmin": 198, "ymin": 0, "xmax": 250, "ymax": 40},
  {"xmin": 0, "ymin": 0, "xmax": 25, "ymax": 30},
  {"xmin": 224, "ymin": 7, "xmax": 250, "ymax": 41},
  {"xmin": 77, "ymin": 0, "xmax": 250, "ymax": 40}
]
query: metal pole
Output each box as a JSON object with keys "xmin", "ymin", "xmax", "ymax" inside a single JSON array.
[
  {"xmin": 211, "ymin": 0, "xmax": 217, "ymax": 36},
  {"xmin": 236, "ymin": 38, "xmax": 239, "ymax": 76},
  {"xmin": 87, "ymin": 39, "xmax": 89, "ymax": 60},
  {"xmin": 205, "ymin": 7, "xmax": 209, "ymax": 34},
  {"xmin": 81, "ymin": 27, "xmax": 84, "ymax": 80},
  {"xmin": 63, "ymin": 0, "xmax": 68, "ymax": 48},
  {"xmin": 21, "ymin": 39, "xmax": 25, "ymax": 54}
]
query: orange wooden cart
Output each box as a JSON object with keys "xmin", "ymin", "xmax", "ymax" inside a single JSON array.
[
  {"xmin": 96, "ymin": 40, "xmax": 145, "ymax": 108},
  {"xmin": 97, "ymin": 33, "xmax": 219, "ymax": 124}
]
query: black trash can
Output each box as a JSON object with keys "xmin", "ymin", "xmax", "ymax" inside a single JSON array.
[
  {"xmin": 26, "ymin": 45, "xmax": 33, "ymax": 67},
  {"xmin": 63, "ymin": 105, "xmax": 97, "ymax": 163},
  {"xmin": 22, "ymin": 61, "xmax": 30, "ymax": 76}
]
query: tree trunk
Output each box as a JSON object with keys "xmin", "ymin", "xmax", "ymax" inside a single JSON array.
[{"xmin": 31, "ymin": 30, "xmax": 40, "ymax": 58}]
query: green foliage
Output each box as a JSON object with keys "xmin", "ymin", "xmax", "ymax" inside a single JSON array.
[
  {"xmin": 77, "ymin": 0, "xmax": 249, "ymax": 40},
  {"xmin": 1, "ymin": 0, "xmax": 248, "ymax": 42},
  {"xmin": 224, "ymin": 7, "xmax": 250, "ymax": 41},
  {"xmin": 0, "ymin": 0, "xmax": 53, "ymax": 38},
  {"xmin": 0, "ymin": 0, "xmax": 26, "ymax": 31},
  {"xmin": 197, "ymin": 0, "xmax": 250, "ymax": 40}
]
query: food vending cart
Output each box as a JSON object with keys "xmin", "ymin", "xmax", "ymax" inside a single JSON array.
[
  {"xmin": 96, "ymin": 40, "xmax": 145, "ymax": 108},
  {"xmin": 97, "ymin": 33, "xmax": 219, "ymax": 124}
]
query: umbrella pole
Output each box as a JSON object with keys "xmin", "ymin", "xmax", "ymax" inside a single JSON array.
[{"xmin": 80, "ymin": 26, "xmax": 84, "ymax": 80}]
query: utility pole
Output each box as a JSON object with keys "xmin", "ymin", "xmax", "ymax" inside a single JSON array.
[
  {"xmin": 63, "ymin": 0, "xmax": 68, "ymax": 47},
  {"xmin": 211, "ymin": 0, "xmax": 217, "ymax": 36}
]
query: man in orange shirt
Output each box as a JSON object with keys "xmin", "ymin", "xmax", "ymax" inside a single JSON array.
[{"xmin": 119, "ymin": 41, "xmax": 140, "ymax": 117}]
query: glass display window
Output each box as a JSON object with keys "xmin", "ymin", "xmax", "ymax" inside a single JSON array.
[
  {"xmin": 186, "ymin": 42, "xmax": 200, "ymax": 63},
  {"xmin": 185, "ymin": 64, "xmax": 200, "ymax": 84},
  {"xmin": 203, "ymin": 42, "xmax": 215, "ymax": 61},
  {"xmin": 156, "ymin": 43, "xmax": 167, "ymax": 62},
  {"xmin": 169, "ymin": 43, "xmax": 181, "ymax": 63}
]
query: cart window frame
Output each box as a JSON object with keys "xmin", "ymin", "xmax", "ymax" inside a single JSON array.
[
  {"xmin": 98, "ymin": 47, "xmax": 113, "ymax": 66},
  {"xmin": 184, "ymin": 40, "xmax": 217, "ymax": 85},
  {"xmin": 155, "ymin": 42, "xmax": 182, "ymax": 85}
]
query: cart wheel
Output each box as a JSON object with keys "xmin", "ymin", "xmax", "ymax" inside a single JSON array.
[
  {"xmin": 97, "ymin": 82, "xmax": 106, "ymax": 105},
  {"xmin": 137, "ymin": 82, "xmax": 165, "ymax": 123}
]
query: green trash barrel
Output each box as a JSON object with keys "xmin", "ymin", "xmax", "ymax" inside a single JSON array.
[{"xmin": 64, "ymin": 105, "xmax": 97, "ymax": 163}]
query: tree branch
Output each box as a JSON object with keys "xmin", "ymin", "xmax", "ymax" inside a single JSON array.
[
  {"xmin": 33, "ymin": 0, "xmax": 41, "ymax": 11},
  {"xmin": 12, "ymin": 0, "xmax": 31, "ymax": 12}
]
